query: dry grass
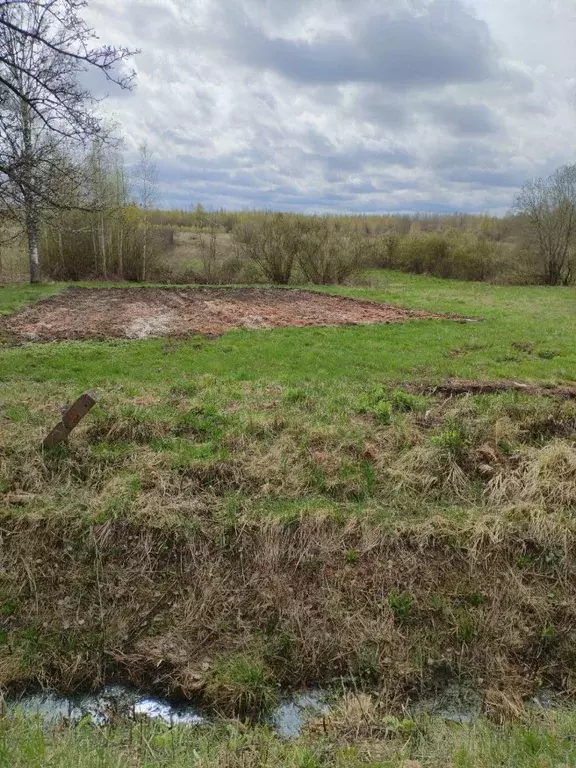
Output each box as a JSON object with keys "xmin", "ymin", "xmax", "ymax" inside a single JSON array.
[
  {"xmin": 2, "ymin": 510, "xmax": 576, "ymax": 708},
  {"xmin": 3, "ymin": 385, "xmax": 576, "ymax": 711}
]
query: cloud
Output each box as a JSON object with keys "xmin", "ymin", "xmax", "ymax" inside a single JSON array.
[
  {"xmin": 425, "ymin": 101, "xmax": 501, "ymax": 135},
  {"xmin": 81, "ymin": 0, "xmax": 576, "ymax": 214},
  {"xmin": 221, "ymin": 0, "xmax": 497, "ymax": 89}
]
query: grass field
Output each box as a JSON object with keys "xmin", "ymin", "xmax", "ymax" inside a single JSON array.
[
  {"xmin": 2, "ymin": 272, "xmax": 576, "ymax": 764},
  {"xmin": 3, "ymin": 707, "xmax": 576, "ymax": 767}
]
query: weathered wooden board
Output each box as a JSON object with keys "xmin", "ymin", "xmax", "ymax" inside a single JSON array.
[{"xmin": 43, "ymin": 391, "xmax": 99, "ymax": 449}]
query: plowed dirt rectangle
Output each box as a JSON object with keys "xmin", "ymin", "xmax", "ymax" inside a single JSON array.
[{"xmin": 1, "ymin": 287, "xmax": 462, "ymax": 341}]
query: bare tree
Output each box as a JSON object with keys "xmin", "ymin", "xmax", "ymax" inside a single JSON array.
[
  {"xmin": 0, "ymin": 1, "xmax": 135, "ymax": 128},
  {"xmin": 0, "ymin": 1, "xmax": 136, "ymax": 282},
  {"xmin": 133, "ymin": 141, "xmax": 157, "ymax": 282},
  {"xmin": 514, "ymin": 165, "xmax": 576, "ymax": 286}
]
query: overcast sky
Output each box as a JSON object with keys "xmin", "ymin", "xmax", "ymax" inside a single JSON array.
[{"xmin": 85, "ymin": 0, "xmax": 576, "ymax": 214}]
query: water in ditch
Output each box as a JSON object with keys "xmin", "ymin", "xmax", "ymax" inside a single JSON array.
[
  {"xmin": 3, "ymin": 685, "xmax": 331, "ymax": 739},
  {"xmin": 3, "ymin": 683, "xmax": 561, "ymax": 738}
]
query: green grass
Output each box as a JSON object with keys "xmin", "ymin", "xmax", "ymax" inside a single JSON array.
[
  {"xmin": 1, "ymin": 273, "xmax": 575, "ymax": 387},
  {"xmin": 0, "ymin": 282, "xmax": 65, "ymax": 315},
  {"xmin": 2, "ymin": 709, "xmax": 576, "ymax": 767},
  {"xmin": 3, "ymin": 274, "xmax": 576, "ymax": 758}
]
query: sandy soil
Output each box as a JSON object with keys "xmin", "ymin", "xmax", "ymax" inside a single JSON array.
[{"xmin": 1, "ymin": 287, "xmax": 459, "ymax": 342}]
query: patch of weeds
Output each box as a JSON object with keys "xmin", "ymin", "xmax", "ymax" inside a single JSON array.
[
  {"xmin": 87, "ymin": 407, "xmax": 170, "ymax": 444},
  {"xmin": 371, "ymin": 400, "xmax": 393, "ymax": 424},
  {"xmin": 346, "ymin": 549, "xmax": 359, "ymax": 564},
  {"xmin": 0, "ymin": 599, "xmax": 18, "ymax": 616},
  {"xmin": 390, "ymin": 389, "xmax": 428, "ymax": 413},
  {"xmin": 310, "ymin": 464, "xmax": 327, "ymax": 494},
  {"xmin": 284, "ymin": 388, "xmax": 308, "ymax": 404},
  {"xmin": 263, "ymin": 630, "xmax": 295, "ymax": 668},
  {"xmin": 204, "ymin": 652, "xmax": 278, "ymax": 717},
  {"xmin": 512, "ymin": 341, "xmax": 536, "ymax": 355},
  {"xmin": 381, "ymin": 714, "xmax": 418, "ymax": 739},
  {"xmin": 151, "ymin": 437, "xmax": 221, "ymax": 468},
  {"xmin": 457, "ymin": 591, "xmax": 487, "ymax": 608},
  {"xmin": 541, "ymin": 623, "xmax": 557, "ymax": 646},
  {"xmin": 2, "ymin": 404, "xmax": 31, "ymax": 422},
  {"xmin": 97, "ymin": 475, "xmax": 141, "ymax": 522},
  {"xmin": 497, "ymin": 438, "xmax": 515, "ymax": 455},
  {"xmin": 169, "ymin": 381, "xmax": 199, "ymax": 398},
  {"xmin": 538, "ymin": 349, "xmax": 561, "ymax": 360},
  {"xmin": 361, "ymin": 387, "xmax": 427, "ymax": 424},
  {"xmin": 335, "ymin": 461, "xmax": 373, "ymax": 502},
  {"xmin": 428, "ymin": 593, "xmax": 448, "ymax": 616},
  {"xmin": 544, "ymin": 550, "xmax": 564, "ymax": 567},
  {"xmin": 353, "ymin": 643, "xmax": 382, "ymax": 683},
  {"xmin": 453, "ymin": 608, "xmax": 476, "ymax": 644},
  {"xmin": 387, "ymin": 590, "xmax": 413, "ymax": 623},
  {"xmin": 362, "ymin": 461, "xmax": 376, "ymax": 495},
  {"xmin": 90, "ymin": 441, "xmax": 134, "ymax": 462},
  {"xmin": 516, "ymin": 553, "xmax": 536, "ymax": 569},
  {"xmin": 432, "ymin": 428, "xmax": 466, "ymax": 454},
  {"xmin": 175, "ymin": 405, "xmax": 228, "ymax": 440},
  {"xmin": 446, "ymin": 342, "xmax": 488, "ymax": 358}
]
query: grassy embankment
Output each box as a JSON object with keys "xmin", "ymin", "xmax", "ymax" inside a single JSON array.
[
  {"xmin": 1, "ymin": 273, "xmax": 576, "ymax": 724},
  {"xmin": 3, "ymin": 706, "xmax": 576, "ymax": 767}
]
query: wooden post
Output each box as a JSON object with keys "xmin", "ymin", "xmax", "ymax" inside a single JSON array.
[{"xmin": 43, "ymin": 391, "xmax": 99, "ymax": 449}]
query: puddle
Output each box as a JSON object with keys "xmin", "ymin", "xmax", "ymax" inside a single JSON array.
[
  {"xmin": 415, "ymin": 683, "xmax": 483, "ymax": 725},
  {"xmin": 272, "ymin": 691, "xmax": 331, "ymax": 738},
  {"xmin": 4, "ymin": 686, "xmax": 330, "ymax": 738},
  {"xmin": 4, "ymin": 686, "xmax": 206, "ymax": 728}
]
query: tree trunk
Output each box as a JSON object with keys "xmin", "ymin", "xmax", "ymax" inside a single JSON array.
[
  {"xmin": 118, "ymin": 226, "xmax": 124, "ymax": 279},
  {"xmin": 100, "ymin": 215, "xmax": 107, "ymax": 279},
  {"xmin": 21, "ymin": 100, "xmax": 41, "ymax": 284},
  {"xmin": 26, "ymin": 207, "xmax": 41, "ymax": 284},
  {"xmin": 142, "ymin": 221, "xmax": 148, "ymax": 282}
]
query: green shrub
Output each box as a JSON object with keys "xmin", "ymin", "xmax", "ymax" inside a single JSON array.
[
  {"xmin": 233, "ymin": 213, "xmax": 302, "ymax": 285},
  {"xmin": 395, "ymin": 230, "xmax": 504, "ymax": 282}
]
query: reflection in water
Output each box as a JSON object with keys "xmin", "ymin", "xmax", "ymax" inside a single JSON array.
[
  {"xmin": 272, "ymin": 692, "xmax": 331, "ymax": 738},
  {"xmin": 415, "ymin": 683, "xmax": 483, "ymax": 725},
  {"xmin": 5, "ymin": 686, "xmax": 330, "ymax": 738}
]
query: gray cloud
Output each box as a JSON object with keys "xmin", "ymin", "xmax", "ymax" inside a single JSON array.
[
  {"xmin": 223, "ymin": 1, "xmax": 496, "ymax": 89},
  {"xmin": 425, "ymin": 101, "xmax": 501, "ymax": 135}
]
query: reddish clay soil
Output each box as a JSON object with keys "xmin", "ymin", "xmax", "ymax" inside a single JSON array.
[{"xmin": 1, "ymin": 287, "xmax": 468, "ymax": 342}]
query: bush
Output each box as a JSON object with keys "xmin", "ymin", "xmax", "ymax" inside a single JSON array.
[
  {"xmin": 396, "ymin": 231, "xmax": 504, "ymax": 281},
  {"xmin": 296, "ymin": 219, "xmax": 363, "ymax": 285},
  {"xmin": 40, "ymin": 207, "xmax": 174, "ymax": 281},
  {"xmin": 234, "ymin": 214, "xmax": 363, "ymax": 285},
  {"xmin": 233, "ymin": 213, "xmax": 302, "ymax": 284}
]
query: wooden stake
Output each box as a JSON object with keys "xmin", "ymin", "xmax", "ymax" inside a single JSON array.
[{"xmin": 43, "ymin": 391, "xmax": 99, "ymax": 449}]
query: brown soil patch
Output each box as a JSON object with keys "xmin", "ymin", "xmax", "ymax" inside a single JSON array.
[
  {"xmin": 414, "ymin": 379, "xmax": 576, "ymax": 400},
  {"xmin": 0, "ymin": 287, "xmax": 467, "ymax": 342}
]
